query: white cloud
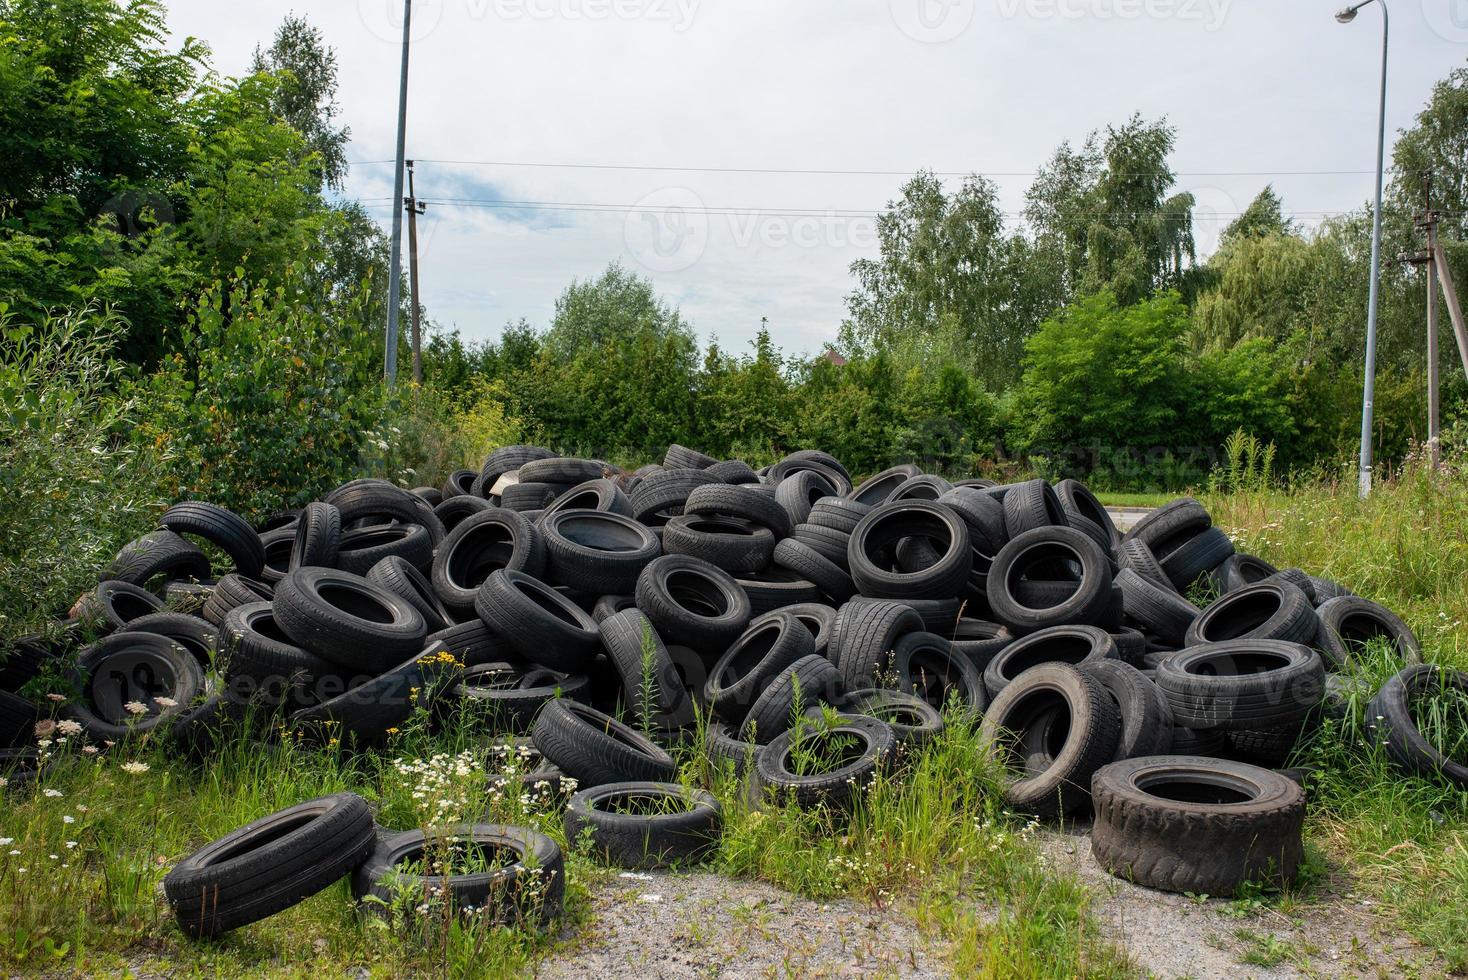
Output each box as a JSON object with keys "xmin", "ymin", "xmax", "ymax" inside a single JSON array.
[{"xmin": 165, "ymin": 0, "xmax": 1467, "ymax": 354}]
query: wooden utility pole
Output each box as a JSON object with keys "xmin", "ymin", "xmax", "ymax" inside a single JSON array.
[{"xmin": 405, "ymin": 159, "xmax": 427, "ymax": 385}]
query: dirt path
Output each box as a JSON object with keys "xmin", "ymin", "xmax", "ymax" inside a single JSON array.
[
  {"xmin": 535, "ymin": 834, "xmax": 1444, "ymax": 979},
  {"xmin": 1039, "ymin": 825, "xmax": 1443, "ymax": 979},
  {"xmin": 538, "ymin": 871, "xmax": 942, "ymax": 979}
]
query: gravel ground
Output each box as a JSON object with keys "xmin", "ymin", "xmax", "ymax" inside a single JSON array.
[
  {"xmin": 532, "ymin": 833, "xmax": 1445, "ymax": 979},
  {"xmin": 538, "ymin": 871, "xmax": 942, "ymax": 979},
  {"xmin": 1039, "ymin": 825, "xmax": 1445, "ymax": 979}
]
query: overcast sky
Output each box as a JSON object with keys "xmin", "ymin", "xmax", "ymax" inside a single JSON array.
[{"xmin": 164, "ymin": 0, "xmax": 1468, "ymax": 356}]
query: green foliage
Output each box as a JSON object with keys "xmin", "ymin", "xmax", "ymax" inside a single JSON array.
[
  {"xmin": 0, "ymin": 304, "xmax": 165, "ymax": 635},
  {"xmin": 250, "ymin": 14, "xmax": 351, "ymax": 192},
  {"xmin": 128, "ymin": 275, "xmax": 382, "ymax": 516}
]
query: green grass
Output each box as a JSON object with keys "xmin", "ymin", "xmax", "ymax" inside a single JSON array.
[
  {"xmin": 1207, "ymin": 462, "xmax": 1468, "ymax": 970},
  {"xmin": 1094, "ymin": 492, "xmax": 1175, "ymax": 509},
  {"xmin": 0, "ymin": 697, "xmax": 1131, "ymax": 977}
]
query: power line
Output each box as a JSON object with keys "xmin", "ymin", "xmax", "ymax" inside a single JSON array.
[{"xmin": 347, "ymin": 158, "xmax": 1378, "ymax": 179}]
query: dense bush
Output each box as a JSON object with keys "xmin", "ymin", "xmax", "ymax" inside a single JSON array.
[{"xmin": 0, "ymin": 305, "xmax": 166, "ymax": 633}]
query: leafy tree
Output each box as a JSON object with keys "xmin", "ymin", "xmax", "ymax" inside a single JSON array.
[
  {"xmin": 1025, "ymin": 115, "xmax": 1197, "ymax": 306},
  {"xmin": 842, "ymin": 172, "xmax": 1042, "ymax": 387},
  {"xmin": 1221, "ymin": 186, "xmax": 1292, "ymax": 244},
  {"xmin": 543, "ymin": 262, "xmax": 694, "ymax": 362},
  {"xmin": 250, "ymin": 14, "xmax": 350, "ymax": 192}
]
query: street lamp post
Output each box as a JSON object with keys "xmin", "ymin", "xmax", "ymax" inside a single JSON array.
[{"xmin": 1336, "ymin": 0, "xmax": 1389, "ymax": 498}]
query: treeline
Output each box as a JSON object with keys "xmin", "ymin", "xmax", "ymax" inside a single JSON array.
[{"xmin": 5, "ymin": 0, "xmax": 1468, "ymax": 503}]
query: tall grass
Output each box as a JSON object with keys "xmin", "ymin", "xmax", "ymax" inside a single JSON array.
[{"xmin": 1207, "ymin": 455, "xmax": 1468, "ymax": 969}]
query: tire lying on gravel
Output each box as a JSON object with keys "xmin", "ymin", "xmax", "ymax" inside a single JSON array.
[
  {"xmin": 541, "ymin": 510, "xmax": 661, "ymax": 595},
  {"xmin": 72, "ymin": 580, "xmax": 164, "ymax": 634},
  {"xmin": 982, "ymin": 625, "xmax": 1118, "ymax": 699},
  {"xmin": 64, "ymin": 632, "xmax": 204, "ymax": 741},
  {"xmin": 1366, "ymin": 664, "xmax": 1468, "ymax": 788},
  {"xmin": 165, "ymin": 792, "xmax": 376, "ymax": 938},
  {"xmin": 1089, "ymin": 757, "xmax": 1305, "ymax": 895},
  {"xmin": 531, "ymin": 698, "xmax": 677, "ymax": 787},
  {"xmin": 476, "ymin": 570, "xmax": 601, "ymax": 673},
  {"xmin": 891, "ymin": 631, "xmax": 986, "ymax": 715},
  {"xmin": 634, "ymin": 555, "xmax": 752, "ymax": 658},
  {"xmin": 1314, "ymin": 596, "xmax": 1422, "ymax": 671},
  {"xmin": 704, "ymin": 611, "xmax": 815, "ymax": 728},
  {"xmin": 979, "ymin": 663, "xmax": 1121, "ymax": 817},
  {"xmin": 753, "ymin": 713, "xmax": 895, "ymax": 810},
  {"xmin": 848, "ymin": 501, "xmax": 973, "ymax": 600},
  {"xmin": 161, "ymin": 501, "xmax": 265, "ymax": 578},
  {"xmin": 431, "ymin": 508, "xmax": 545, "ymax": 617},
  {"xmin": 1183, "ymin": 580, "xmax": 1319, "ymax": 647},
  {"xmin": 1156, "ymin": 640, "xmax": 1325, "ymax": 732},
  {"xmin": 354, "ymin": 823, "xmax": 565, "ymax": 926},
  {"xmin": 1080, "ymin": 660, "xmax": 1174, "ymax": 761},
  {"xmin": 564, "ymin": 782, "xmax": 721, "ymax": 869},
  {"xmin": 987, "ymin": 526, "xmax": 1114, "ymax": 635},
  {"xmin": 273, "ymin": 568, "xmax": 428, "ymax": 674}
]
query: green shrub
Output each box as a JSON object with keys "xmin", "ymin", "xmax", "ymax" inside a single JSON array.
[
  {"xmin": 0, "ymin": 304, "xmax": 165, "ymax": 636},
  {"xmin": 128, "ymin": 274, "xmax": 381, "ymax": 517}
]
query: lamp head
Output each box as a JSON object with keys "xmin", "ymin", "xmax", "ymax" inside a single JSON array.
[{"xmin": 1335, "ymin": 6, "xmax": 1358, "ymax": 22}]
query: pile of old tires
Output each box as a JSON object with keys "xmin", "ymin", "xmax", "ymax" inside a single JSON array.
[{"xmin": 2, "ymin": 444, "xmax": 1462, "ymax": 927}]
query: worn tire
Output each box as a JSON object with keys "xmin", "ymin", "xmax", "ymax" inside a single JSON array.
[
  {"xmin": 634, "ymin": 556, "xmax": 752, "ymax": 658},
  {"xmin": 165, "ymin": 792, "xmax": 375, "ymax": 938},
  {"xmin": 983, "ymin": 625, "xmax": 1118, "ymax": 699},
  {"xmin": 564, "ymin": 782, "xmax": 721, "ymax": 869},
  {"xmin": 1315, "ymin": 596, "xmax": 1421, "ymax": 671},
  {"xmin": 432, "ymin": 509, "xmax": 545, "ymax": 617},
  {"xmin": 1184, "ymin": 581, "xmax": 1319, "ymax": 647},
  {"xmin": 1090, "ymin": 757, "xmax": 1305, "ymax": 895},
  {"xmin": 161, "ymin": 502, "xmax": 265, "ymax": 578},
  {"xmin": 1157, "ymin": 640, "xmax": 1325, "ymax": 732},
  {"xmin": 979, "ymin": 663, "xmax": 1120, "ymax": 817},
  {"xmin": 475, "ymin": 570, "xmax": 601, "ymax": 674},
  {"xmin": 273, "ymin": 568, "xmax": 427, "ymax": 673},
  {"xmin": 1366, "ymin": 665, "xmax": 1468, "ymax": 788},
  {"xmin": 531, "ymin": 698, "xmax": 677, "ymax": 787}
]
